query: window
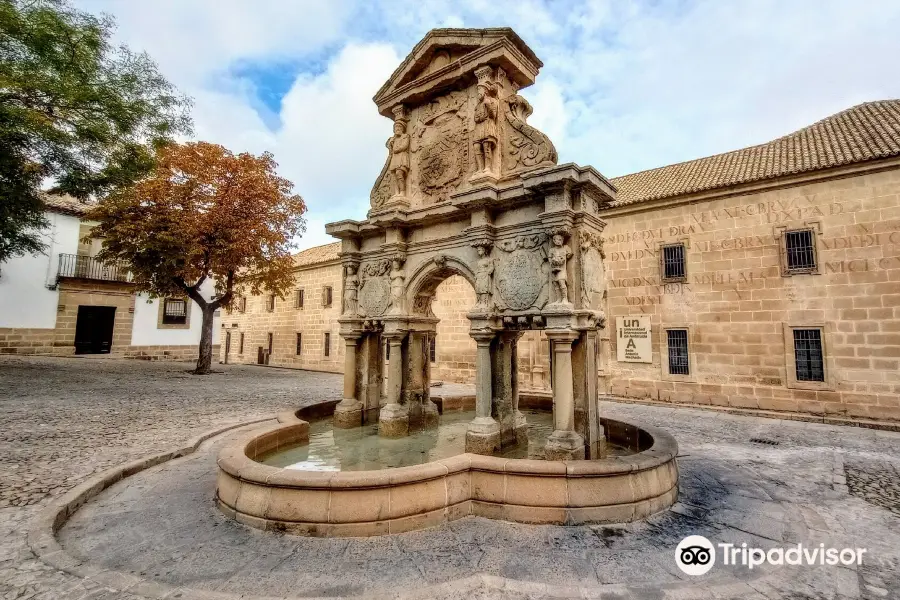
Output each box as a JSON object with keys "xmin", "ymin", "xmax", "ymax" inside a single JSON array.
[
  {"xmin": 267, "ymin": 333, "xmax": 273, "ymax": 354},
  {"xmin": 784, "ymin": 229, "xmax": 817, "ymax": 273},
  {"xmin": 661, "ymin": 243, "xmax": 686, "ymax": 282},
  {"xmin": 385, "ymin": 339, "xmax": 390, "ymax": 360},
  {"xmin": 324, "ymin": 332, "xmax": 331, "ymax": 357},
  {"xmin": 794, "ymin": 329, "xmax": 824, "ymax": 382},
  {"xmin": 295, "ymin": 288, "xmax": 304, "ymax": 309},
  {"xmin": 238, "ymin": 296, "xmax": 247, "ymax": 313},
  {"xmin": 162, "ymin": 298, "xmax": 187, "ymax": 325},
  {"xmin": 239, "ymin": 332, "xmax": 244, "ymax": 354},
  {"xmin": 266, "ymin": 295, "xmax": 275, "ymax": 312},
  {"xmin": 429, "ymin": 337, "xmax": 436, "ymax": 363},
  {"xmin": 322, "ymin": 286, "xmax": 333, "ymax": 308},
  {"xmin": 666, "ymin": 329, "xmax": 690, "ymax": 375},
  {"xmin": 296, "ymin": 333, "xmax": 302, "ymax": 355}
]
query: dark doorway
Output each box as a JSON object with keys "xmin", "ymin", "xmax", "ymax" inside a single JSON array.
[
  {"xmin": 224, "ymin": 331, "xmax": 231, "ymax": 364},
  {"xmin": 74, "ymin": 306, "xmax": 116, "ymax": 354}
]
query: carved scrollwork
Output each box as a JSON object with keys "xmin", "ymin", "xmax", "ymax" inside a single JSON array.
[{"xmin": 504, "ymin": 94, "xmax": 558, "ymax": 170}]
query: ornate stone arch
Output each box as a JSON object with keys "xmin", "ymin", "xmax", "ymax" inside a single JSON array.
[{"xmin": 406, "ymin": 254, "xmax": 477, "ymax": 316}]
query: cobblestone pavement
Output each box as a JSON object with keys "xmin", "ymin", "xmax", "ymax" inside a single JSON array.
[{"xmin": 3, "ymin": 356, "xmax": 900, "ymax": 599}]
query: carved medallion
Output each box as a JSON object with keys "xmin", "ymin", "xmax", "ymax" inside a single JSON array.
[
  {"xmin": 494, "ymin": 234, "xmax": 548, "ymax": 311},
  {"xmin": 357, "ymin": 260, "xmax": 392, "ymax": 317}
]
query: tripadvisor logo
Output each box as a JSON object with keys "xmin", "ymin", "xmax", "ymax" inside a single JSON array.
[{"xmin": 675, "ymin": 535, "xmax": 867, "ymax": 575}]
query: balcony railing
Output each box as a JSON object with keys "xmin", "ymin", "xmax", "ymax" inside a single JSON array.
[{"xmin": 57, "ymin": 253, "xmax": 132, "ymax": 283}]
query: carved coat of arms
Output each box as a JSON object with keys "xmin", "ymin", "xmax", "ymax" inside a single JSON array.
[
  {"xmin": 357, "ymin": 260, "xmax": 392, "ymax": 317},
  {"xmin": 493, "ymin": 234, "xmax": 549, "ymax": 311},
  {"xmin": 413, "ymin": 91, "xmax": 468, "ymax": 204}
]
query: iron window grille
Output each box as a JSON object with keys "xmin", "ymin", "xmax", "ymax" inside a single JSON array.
[
  {"xmin": 296, "ymin": 289, "xmax": 304, "ymax": 309},
  {"xmin": 385, "ymin": 340, "xmax": 390, "ymax": 360},
  {"xmin": 267, "ymin": 333, "xmax": 273, "ymax": 354},
  {"xmin": 239, "ymin": 333, "xmax": 244, "ymax": 354},
  {"xmin": 296, "ymin": 333, "xmax": 302, "ymax": 355},
  {"xmin": 324, "ymin": 332, "xmax": 331, "ymax": 357},
  {"xmin": 266, "ymin": 295, "xmax": 275, "ymax": 312},
  {"xmin": 661, "ymin": 243, "xmax": 686, "ymax": 282},
  {"xmin": 238, "ymin": 296, "xmax": 246, "ymax": 313},
  {"xmin": 793, "ymin": 329, "xmax": 825, "ymax": 382},
  {"xmin": 430, "ymin": 337, "xmax": 436, "ymax": 363},
  {"xmin": 784, "ymin": 229, "xmax": 817, "ymax": 274},
  {"xmin": 162, "ymin": 298, "xmax": 187, "ymax": 325},
  {"xmin": 322, "ymin": 286, "xmax": 333, "ymax": 307},
  {"xmin": 666, "ymin": 329, "xmax": 690, "ymax": 375}
]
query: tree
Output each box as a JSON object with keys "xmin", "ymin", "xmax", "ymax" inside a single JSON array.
[
  {"xmin": 0, "ymin": 0, "xmax": 191, "ymax": 264},
  {"xmin": 87, "ymin": 142, "xmax": 307, "ymax": 374}
]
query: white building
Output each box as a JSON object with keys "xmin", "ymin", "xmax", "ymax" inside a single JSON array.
[{"xmin": 0, "ymin": 195, "xmax": 220, "ymax": 359}]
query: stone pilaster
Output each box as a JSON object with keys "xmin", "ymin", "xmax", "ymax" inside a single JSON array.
[
  {"xmin": 379, "ymin": 332, "xmax": 409, "ymax": 438},
  {"xmin": 334, "ymin": 333, "xmax": 363, "ymax": 428},
  {"xmin": 466, "ymin": 331, "xmax": 500, "ymax": 454},
  {"xmin": 544, "ymin": 330, "xmax": 585, "ymax": 460}
]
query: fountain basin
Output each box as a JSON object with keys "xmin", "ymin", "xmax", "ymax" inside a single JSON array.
[{"xmin": 216, "ymin": 399, "xmax": 679, "ymax": 537}]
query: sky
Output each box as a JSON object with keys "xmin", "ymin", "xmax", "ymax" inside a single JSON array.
[{"xmin": 76, "ymin": 0, "xmax": 900, "ymax": 251}]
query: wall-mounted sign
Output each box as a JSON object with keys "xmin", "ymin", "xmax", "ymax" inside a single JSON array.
[{"xmin": 616, "ymin": 316, "xmax": 652, "ymax": 363}]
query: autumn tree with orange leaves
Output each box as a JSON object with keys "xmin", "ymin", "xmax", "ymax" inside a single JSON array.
[{"xmin": 87, "ymin": 142, "xmax": 306, "ymax": 374}]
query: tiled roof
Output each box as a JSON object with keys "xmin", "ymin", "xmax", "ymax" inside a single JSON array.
[
  {"xmin": 41, "ymin": 193, "xmax": 94, "ymax": 216},
  {"xmin": 292, "ymin": 242, "xmax": 341, "ymax": 268},
  {"xmin": 610, "ymin": 100, "xmax": 900, "ymax": 206}
]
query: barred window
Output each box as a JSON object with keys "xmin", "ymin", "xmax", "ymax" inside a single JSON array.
[
  {"xmin": 266, "ymin": 295, "xmax": 275, "ymax": 312},
  {"xmin": 661, "ymin": 244, "xmax": 686, "ymax": 281},
  {"xmin": 238, "ymin": 296, "xmax": 246, "ymax": 313},
  {"xmin": 162, "ymin": 298, "xmax": 187, "ymax": 325},
  {"xmin": 322, "ymin": 286, "xmax": 333, "ymax": 307},
  {"xmin": 324, "ymin": 332, "xmax": 331, "ymax": 357},
  {"xmin": 794, "ymin": 329, "xmax": 824, "ymax": 382},
  {"xmin": 785, "ymin": 229, "xmax": 817, "ymax": 273},
  {"xmin": 666, "ymin": 329, "xmax": 690, "ymax": 375},
  {"xmin": 239, "ymin": 332, "xmax": 244, "ymax": 354},
  {"xmin": 430, "ymin": 336, "xmax": 436, "ymax": 363},
  {"xmin": 385, "ymin": 339, "xmax": 390, "ymax": 361},
  {"xmin": 296, "ymin": 332, "xmax": 302, "ymax": 355},
  {"xmin": 267, "ymin": 332, "xmax": 273, "ymax": 354},
  {"xmin": 296, "ymin": 288, "xmax": 304, "ymax": 309}
]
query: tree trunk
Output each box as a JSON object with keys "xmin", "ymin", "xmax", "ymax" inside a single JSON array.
[{"xmin": 194, "ymin": 306, "xmax": 216, "ymax": 374}]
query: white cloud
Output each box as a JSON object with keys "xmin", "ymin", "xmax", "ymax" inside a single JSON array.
[{"xmin": 73, "ymin": 0, "xmax": 900, "ymax": 251}]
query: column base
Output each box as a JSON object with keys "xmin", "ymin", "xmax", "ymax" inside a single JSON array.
[
  {"xmin": 423, "ymin": 401, "xmax": 440, "ymax": 428},
  {"xmin": 333, "ymin": 400, "xmax": 364, "ymax": 429},
  {"xmin": 544, "ymin": 430, "xmax": 586, "ymax": 461},
  {"xmin": 465, "ymin": 417, "xmax": 501, "ymax": 455},
  {"xmin": 379, "ymin": 403, "xmax": 409, "ymax": 438}
]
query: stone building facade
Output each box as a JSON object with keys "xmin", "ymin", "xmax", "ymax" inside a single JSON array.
[{"xmin": 225, "ymin": 97, "xmax": 900, "ymax": 423}]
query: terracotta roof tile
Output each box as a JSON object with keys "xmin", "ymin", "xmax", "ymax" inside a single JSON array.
[
  {"xmin": 610, "ymin": 100, "xmax": 900, "ymax": 206},
  {"xmin": 41, "ymin": 193, "xmax": 94, "ymax": 216},
  {"xmin": 292, "ymin": 242, "xmax": 341, "ymax": 268}
]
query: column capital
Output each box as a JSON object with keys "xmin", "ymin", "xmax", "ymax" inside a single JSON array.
[
  {"xmin": 544, "ymin": 329, "xmax": 579, "ymax": 344},
  {"xmin": 340, "ymin": 332, "xmax": 362, "ymax": 342},
  {"xmin": 469, "ymin": 330, "xmax": 495, "ymax": 346},
  {"xmin": 384, "ymin": 331, "xmax": 407, "ymax": 344}
]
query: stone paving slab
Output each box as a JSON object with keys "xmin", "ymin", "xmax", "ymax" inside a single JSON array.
[{"xmin": 2, "ymin": 356, "xmax": 900, "ymax": 599}]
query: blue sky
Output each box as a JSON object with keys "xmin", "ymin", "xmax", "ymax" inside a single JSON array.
[{"xmin": 76, "ymin": 0, "xmax": 900, "ymax": 251}]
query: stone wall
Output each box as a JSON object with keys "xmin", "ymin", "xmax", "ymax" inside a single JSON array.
[
  {"xmin": 602, "ymin": 166, "xmax": 900, "ymax": 421},
  {"xmin": 124, "ymin": 345, "xmax": 221, "ymax": 361},
  {"xmin": 55, "ymin": 280, "xmax": 136, "ymax": 354},
  {"xmin": 219, "ymin": 261, "xmax": 344, "ymax": 372}
]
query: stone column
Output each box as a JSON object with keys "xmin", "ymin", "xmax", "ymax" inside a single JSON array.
[
  {"xmin": 379, "ymin": 332, "xmax": 408, "ymax": 438},
  {"xmin": 465, "ymin": 331, "xmax": 500, "ymax": 454},
  {"xmin": 334, "ymin": 333, "xmax": 363, "ymax": 428},
  {"xmin": 544, "ymin": 330, "xmax": 585, "ymax": 460}
]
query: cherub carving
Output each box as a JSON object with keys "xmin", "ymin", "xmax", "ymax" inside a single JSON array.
[
  {"xmin": 472, "ymin": 66, "xmax": 499, "ymax": 176},
  {"xmin": 549, "ymin": 230, "xmax": 573, "ymax": 304}
]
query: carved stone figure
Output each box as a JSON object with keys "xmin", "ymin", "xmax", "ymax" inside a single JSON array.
[
  {"xmin": 343, "ymin": 264, "xmax": 359, "ymax": 315},
  {"xmin": 580, "ymin": 231, "xmax": 606, "ymax": 309},
  {"xmin": 474, "ymin": 244, "xmax": 494, "ymax": 307},
  {"xmin": 472, "ymin": 66, "xmax": 499, "ymax": 176},
  {"xmin": 388, "ymin": 117, "xmax": 410, "ymax": 198},
  {"xmin": 389, "ymin": 256, "xmax": 406, "ymax": 314},
  {"xmin": 549, "ymin": 231, "xmax": 573, "ymax": 305}
]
